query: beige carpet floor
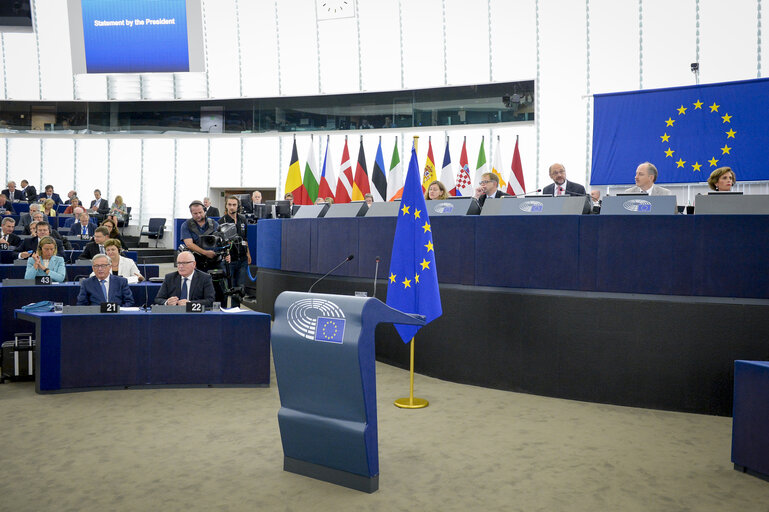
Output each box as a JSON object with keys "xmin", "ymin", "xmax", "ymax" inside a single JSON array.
[{"xmin": 1, "ymin": 360, "xmax": 768, "ymax": 512}]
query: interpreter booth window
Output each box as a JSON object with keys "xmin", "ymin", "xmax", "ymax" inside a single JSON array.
[{"xmin": 0, "ymin": 80, "xmax": 534, "ymax": 134}]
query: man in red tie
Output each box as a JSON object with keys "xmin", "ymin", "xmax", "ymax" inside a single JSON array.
[{"xmin": 542, "ymin": 163, "xmax": 587, "ymax": 197}]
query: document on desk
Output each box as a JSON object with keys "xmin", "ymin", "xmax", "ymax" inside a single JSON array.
[
  {"xmin": 120, "ymin": 307, "xmax": 142, "ymax": 312},
  {"xmin": 220, "ymin": 307, "xmax": 245, "ymax": 313}
]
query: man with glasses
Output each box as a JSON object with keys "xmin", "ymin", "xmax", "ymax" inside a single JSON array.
[
  {"xmin": 542, "ymin": 163, "xmax": 586, "ymax": 197},
  {"xmin": 77, "ymin": 254, "xmax": 135, "ymax": 306},
  {"xmin": 155, "ymin": 251, "xmax": 215, "ymax": 307},
  {"xmin": 473, "ymin": 172, "xmax": 510, "ymax": 207}
]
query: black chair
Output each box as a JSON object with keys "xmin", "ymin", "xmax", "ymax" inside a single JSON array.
[
  {"xmin": 140, "ymin": 218, "xmax": 166, "ymax": 247},
  {"xmin": 117, "ymin": 206, "xmax": 132, "ymax": 228}
]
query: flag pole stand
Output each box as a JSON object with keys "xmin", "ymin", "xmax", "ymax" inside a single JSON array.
[{"xmin": 394, "ymin": 338, "xmax": 429, "ymax": 409}]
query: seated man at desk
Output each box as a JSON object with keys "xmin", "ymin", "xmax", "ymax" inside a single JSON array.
[
  {"xmin": 623, "ymin": 162, "xmax": 673, "ymax": 195},
  {"xmin": 69, "ymin": 211, "xmax": 96, "ymax": 237},
  {"xmin": 155, "ymin": 251, "xmax": 215, "ymax": 307},
  {"xmin": 77, "ymin": 254, "xmax": 135, "ymax": 306},
  {"xmin": 0, "ymin": 217, "xmax": 21, "ymax": 249},
  {"xmin": 473, "ymin": 172, "xmax": 510, "ymax": 207},
  {"xmin": 16, "ymin": 221, "xmax": 65, "ymax": 258},
  {"xmin": 79, "ymin": 226, "xmax": 109, "ymax": 260},
  {"xmin": 0, "ymin": 193, "xmax": 14, "ymax": 214},
  {"xmin": 542, "ymin": 163, "xmax": 587, "ymax": 197}
]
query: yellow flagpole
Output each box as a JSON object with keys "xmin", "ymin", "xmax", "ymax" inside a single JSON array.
[{"xmin": 394, "ymin": 338, "xmax": 429, "ymax": 409}]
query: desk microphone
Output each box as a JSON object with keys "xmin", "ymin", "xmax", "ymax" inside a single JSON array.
[
  {"xmin": 308, "ymin": 254, "xmax": 354, "ymax": 293},
  {"xmin": 373, "ymin": 256, "xmax": 380, "ymax": 298},
  {"xmin": 510, "ymin": 188, "xmax": 542, "ymax": 197},
  {"xmin": 139, "ymin": 264, "xmax": 150, "ymax": 310}
]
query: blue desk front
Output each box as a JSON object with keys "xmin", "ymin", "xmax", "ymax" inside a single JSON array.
[
  {"xmin": 261, "ymin": 215, "xmax": 769, "ymax": 299},
  {"xmin": 0, "ymin": 283, "xmax": 161, "ymax": 343},
  {"xmin": 17, "ymin": 309, "xmax": 271, "ymax": 393}
]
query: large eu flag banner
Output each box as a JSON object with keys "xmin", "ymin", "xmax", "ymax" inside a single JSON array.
[
  {"xmin": 591, "ymin": 78, "xmax": 769, "ymax": 185},
  {"xmin": 386, "ymin": 147, "xmax": 443, "ymax": 343}
]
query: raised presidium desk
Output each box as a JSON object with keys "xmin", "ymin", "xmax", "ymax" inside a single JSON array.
[
  {"xmin": 16, "ymin": 309, "xmax": 271, "ymax": 393},
  {"xmin": 252, "ymin": 214, "xmax": 769, "ymax": 417}
]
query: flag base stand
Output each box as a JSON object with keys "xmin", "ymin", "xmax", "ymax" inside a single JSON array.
[
  {"xmin": 394, "ymin": 396, "xmax": 429, "ymax": 409},
  {"xmin": 394, "ymin": 338, "xmax": 429, "ymax": 409}
]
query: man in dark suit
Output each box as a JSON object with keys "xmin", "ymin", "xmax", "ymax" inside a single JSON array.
[
  {"xmin": 15, "ymin": 222, "xmax": 64, "ymax": 259},
  {"xmin": 37, "ymin": 184, "xmax": 62, "ymax": 205},
  {"xmin": 77, "ymin": 254, "xmax": 135, "ymax": 306},
  {"xmin": 89, "ymin": 189, "xmax": 109, "ymax": 215},
  {"xmin": 203, "ymin": 197, "xmax": 220, "ymax": 219},
  {"xmin": 26, "ymin": 212, "xmax": 71, "ymax": 251},
  {"xmin": 0, "ymin": 194, "xmax": 14, "ymax": 214},
  {"xmin": 64, "ymin": 190, "xmax": 77, "ymax": 204},
  {"xmin": 2, "ymin": 181, "xmax": 24, "ymax": 202},
  {"xmin": 69, "ymin": 212, "xmax": 96, "ymax": 237},
  {"xmin": 242, "ymin": 190, "xmax": 262, "ymax": 214},
  {"xmin": 155, "ymin": 251, "xmax": 215, "ymax": 307},
  {"xmin": 473, "ymin": 172, "xmax": 511, "ymax": 207},
  {"xmin": 19, "ymin": 204, "xmax": 40, "ymax": 233},
  {"xmin": 79, "ymin": 226, "xmax": 109, "ymax": 260},
  {"xmin": 542, "ymin": 163, "xmax": 587, "ymax": 197},
  {"xmin": 20, "ymin": 180, "xmax": 37, "ymax": 203},
  {"xmin": 0, "ymin": 217, "xmax": 21, "ymax": 249}
]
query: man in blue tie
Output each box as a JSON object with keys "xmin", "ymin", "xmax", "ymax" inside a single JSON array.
[
  {"xmin": 77, "ymin": 254, "xmax": 135, "ymax": 306},
  {"xmin": 68, "ymin": 212, "xmax": 96, "ymax": 237},
  {"xmin": 154, "ymin": 251, "xmax": 215, "ymax": 307}
]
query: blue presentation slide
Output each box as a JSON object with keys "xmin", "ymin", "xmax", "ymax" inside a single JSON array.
[{"xmin": 81, "ymin": 0, "xmax": 190, "ymax": 73}]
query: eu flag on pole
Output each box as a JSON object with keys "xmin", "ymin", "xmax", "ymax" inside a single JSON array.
[
  {"xmin": 386, "ymin": 146, "xmax": 442, "ymax": 343},
  {"xmin": 591, "ymin": 78, "xmax": 769, "ymax": 185}
]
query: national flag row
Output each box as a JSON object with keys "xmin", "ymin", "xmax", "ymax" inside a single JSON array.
[{"xmin": 284, "ymin": 135, "xmax": 526, "ymax": 205}]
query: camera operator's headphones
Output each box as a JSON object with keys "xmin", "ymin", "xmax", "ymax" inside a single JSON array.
[{"xmin": 189, "ymin": 200, "xmax": 204, "ymax": 209}]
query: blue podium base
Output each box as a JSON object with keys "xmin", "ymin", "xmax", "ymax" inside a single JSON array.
[
  {"xmin": 284, "ymin": 456, "xmax": 379, "ymax": 493},
  {"xmin": 734, "ymin": 464, "xmax": 769, "ymax": 484}
]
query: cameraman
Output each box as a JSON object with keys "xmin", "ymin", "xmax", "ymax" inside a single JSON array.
[
  {"xmin": 180, "ymin": 200, "xmax": 228, "ymax": 271},
  {"xmin": 219, "ymin": 195, "xmax": 251, "ymax": 303}
]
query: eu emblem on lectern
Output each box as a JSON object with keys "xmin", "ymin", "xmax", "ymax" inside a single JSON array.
[
  {"xmin": 286, "ymin": 297, "xmax": 346, "ymax": 341},
  {"xmin": 314, "ymin": 318, "xmax": 345, "ymax": 343}
]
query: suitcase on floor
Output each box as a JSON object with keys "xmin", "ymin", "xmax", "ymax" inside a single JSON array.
[{"xmin": 1, "ymin": 333, "xmax": 35, "ymax": 383}]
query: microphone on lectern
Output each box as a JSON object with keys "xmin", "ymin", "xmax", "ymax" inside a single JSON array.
[{"xmin": 308, "ymin": 254, "xmax": 354, "ymax": 293}]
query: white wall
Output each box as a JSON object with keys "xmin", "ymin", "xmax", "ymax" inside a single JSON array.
[{"xmin": 0, "ymin": 0, "xmax": 767, "ymax": 244}]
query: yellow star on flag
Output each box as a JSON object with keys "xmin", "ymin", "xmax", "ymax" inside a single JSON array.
[
  {"xmin": 677, "ymin": 105, "xmax": 687, "ymax": 115},
  {"xmin": 692, "ymin": 162, "xmax": 702, "ymax": 172},
  {"xmin": 422, "ymin": 222, "xmax": 431, "ymax": 233},
  {"xmin": 721, "ymin": 113, "xmax": 732, "ymax": 123},
  {"xmin": 402, "ymin": 277, "xmax": 411, "ymax": 288},
  {"xmin": 660, "ymin": 133, "xmax": 670, "ymax": 142},
  {"xmin": 420, "ymin": 258, "xmax": 431, "ymax": 270},
  {"xmin": 675, "ymin": 158, "xmax": 686, "ymax": 168},
  {"xmin": 708, "ymin": 157, "xmax": 719, "ymax": 167},
  {"xmin": 413, "ymin": 208, "xmax": 421, "ymax": 219},
  {"xmin": 664, "ymin": 148, "xmax": 674, "ymax": 158},
  {"xmin": 401, "ymin": 205, "xmax": 410, "ymax": 216},
  {"xmin": 693, "ymin": 100, "xmax": 703, "ymax": 109},
  {"xmin": 389, "ymin": 272, "xmax": 396, "ymax": 283},
  {"xmin": 414, "ymin": 273, "xmax": 420, "ymax": 284},
  {"xmin": 725, "ymin": 128, "xmax": 736, "ymax": 138},
  {"xmin": 424, "ymin": 240, "xmax": 434, "ymax": 252},
  {"xmin": 721, "ymin": 144, "xmax": 731, "ymax": 155},
  {"xmin": 665, "ymin": 117, "xmax": 675, "ymax": 127},
  {"xmin": 709, "ymin": 102, "xmax": 720, "ymax": 112}
]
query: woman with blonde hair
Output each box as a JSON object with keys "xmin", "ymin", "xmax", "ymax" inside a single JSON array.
[
  {"xmin": 24, "ymin": 236, "xmax": 66, "ymax": 282},
  {"xmin": 42, "ymin": 198, "xmax": 57, "ymax": 217},
  {"xmin": 108, "ymin": 194, "xmax": 128, "ymax": 225}
]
